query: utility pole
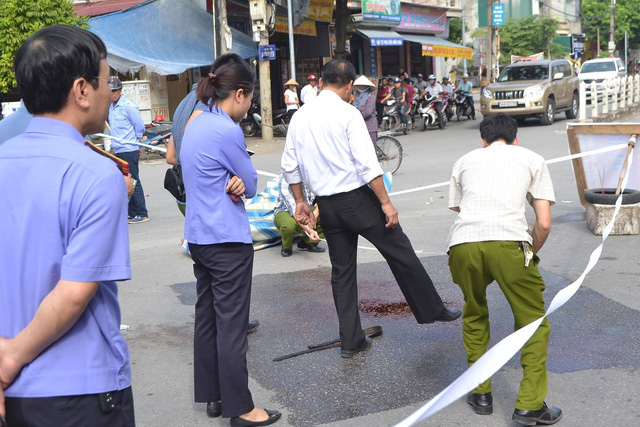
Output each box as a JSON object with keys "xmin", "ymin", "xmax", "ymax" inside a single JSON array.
[
  {"xmin": 486, "ymin": 0, "xmax": 494, "ymax": 82},
  {"xmin": 462, "ymin": 0, "xmax": 467, "ymax": 74},
  {"xmin": 249, "ymin": 0, "xmax": 273, "ymax": 140},
  {"xmin": 597, "ymin": 27, "xmax": 600, "ymax": 57},
  {"xmin": 286, "ymin": 0, "xmax": 296, "ymax": 82},
  {"xmin": 218, "ymin": 0, "xmax": 231, "ymax": 55},
  {"xmin": 608, "ymin": 0, "xmax": 616, "ymax": 54}
]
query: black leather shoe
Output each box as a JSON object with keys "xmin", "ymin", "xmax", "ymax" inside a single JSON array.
[
  {"xmin": 297, "ymin": 240, "xmax": 325, "ymax": 253},
  {"xmin": 427, "ymin": 307, "xmax": 462, "ymax": 323},
  {"xmin": 512, "ymin": 402, "xmax": 562, "ymax": 425},
  {"xmin": 280, "ymin": 248, "xmax": 292, "ymax": 257},
  {"xmin": 248, "ymin": 320, "xmax": 259, "ymax": 334},
  {"xmin": 341, "ymin": 336, "xmax": 372, "ymax": 358},
  {"xmin": 467, "ymin": 392, "xmax": 493, "ymax": 415},
  {"xmin": 206, "ymin": 401, "xmax": 221, "ymax": 418},
  {"xmin": 230, "ymin": 409, "xmax": 282, "ymax": 426}
]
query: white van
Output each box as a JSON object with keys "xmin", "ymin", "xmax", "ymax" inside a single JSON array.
[{"xmin": 578, "ymin": 58, "xmax": 626, "ymax": 88}]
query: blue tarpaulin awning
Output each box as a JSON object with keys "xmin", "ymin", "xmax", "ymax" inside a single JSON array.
[{"xmin": 88, "ymin": 0, "xmax": 257, "ymax": 75}]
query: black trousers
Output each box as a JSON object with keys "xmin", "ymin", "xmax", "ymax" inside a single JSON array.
[
  {"xmin": 376, "ymin": 102, "xmax": 385, "ymax": 125},
  {"xmin": 317, "ymin": 185, "xmax": 445, "ymax": 351},
  {"xmin": 5, "ymin": 387, "xmax": 135, "ymax": 427},
  {"xmin": 189, "ymin": 242, "xmax": 254, "ymax": 418},
  {"xmin": 433, "ymin": 101, "xmax": 445, "ymax": 128},
  {"xmin": 115, "ymin": 150, "xmax": 148, "ymax": 218}
]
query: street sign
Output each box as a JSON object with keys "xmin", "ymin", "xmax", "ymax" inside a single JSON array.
[
  {"xmin": 492, "ymin": 4, "xmax": 505, "ymax": 27},
  {"xmin": 258, "ymin": 45, "xmax": 276, "ymax": 61}
]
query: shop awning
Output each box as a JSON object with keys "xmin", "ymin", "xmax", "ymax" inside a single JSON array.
[
  {"xmin": 356, "ymin": 28, "xmax": 404, "ymax": 47},
  {"xmin": 88, "ymin": 0, "xmax": 258, "ymax": 75},
  {"xmin": 400, "ymin": 34, "xmax": 473, "ymax": 60}
]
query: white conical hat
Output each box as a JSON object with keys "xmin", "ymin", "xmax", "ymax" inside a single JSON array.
[{"xmin": 353, "ymin": 75, "xmax": 375, "ymax": 87}]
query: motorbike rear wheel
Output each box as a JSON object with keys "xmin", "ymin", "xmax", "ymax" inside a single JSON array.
[
  {"xmin": 242, "ymin": 120, "xmax": 259, "ymax": 137},
  {"xmin": 376, "ymin": 136, "xmax": 403, "ymax": 174}
]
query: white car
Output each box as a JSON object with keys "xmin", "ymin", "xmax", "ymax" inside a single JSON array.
[{"xmin": 578, "ymin": 58, "xmax": 626, "ymax": 89}]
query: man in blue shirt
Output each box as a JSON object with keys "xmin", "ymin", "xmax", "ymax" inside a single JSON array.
[
  {"xmin": 0, "ymin": 101, "xmax": 32, "ymax": 146},
  {"xmin": 109, "ymin": 77, "xmax": 149, "ymax": 223},
  {"xmin": 0, "ymin": 25, "xmax": 134, "ymax": 425},
  {"xmin": 454, "ymin": 73, "xmax": 476, "ymax": 120}
]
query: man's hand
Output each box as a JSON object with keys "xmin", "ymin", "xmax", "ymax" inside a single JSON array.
[
  {"xmin": 0, "ymin": 337, "xmax": 23, "ymax": 418},
  {"xmin": 226, "ymin": 176, "xmax": 245, "ymax": 202},
  {"xmin": 306, "ymin": 229, "xmax": 320, "ymax": 242},
  {"xmin": 294, "ymin": 201, "xmax": 316, "ymax": 229},
  {"xmin": 381, "ymin": 201, "xmax": 398, "ymax": 228},
  {"xmin": 124, "ymin": 173, "xmax": 134, "ymax": 197}
]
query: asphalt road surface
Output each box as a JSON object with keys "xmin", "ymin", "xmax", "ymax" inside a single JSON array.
[{"xmin": 123, "ymin": 111, "xmax": 640, "ymax": 427}]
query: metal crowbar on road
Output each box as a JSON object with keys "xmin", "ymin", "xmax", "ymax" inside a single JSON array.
[{"xmin": 273, "ymin": 326, "xmax": 383, "ymax": 362}]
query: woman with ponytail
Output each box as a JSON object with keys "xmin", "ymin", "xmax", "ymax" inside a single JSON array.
[{"xmin": 180, "ymin": 53, "xmax": 281, "ymax": 427}]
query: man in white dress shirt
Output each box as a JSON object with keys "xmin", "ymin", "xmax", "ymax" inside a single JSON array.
[
  {"xmin": 281, "ymin": 60, "xmax": 461, "ymax": 358},
  {"xmin": 300, "ymin": 75, "xmax": 319, "ymax": 105}
]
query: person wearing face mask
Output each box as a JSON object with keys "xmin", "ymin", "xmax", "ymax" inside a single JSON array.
[
  {"xmin": 420, "ymin": 74, "xmax": 445, "ymax": 129},
  {"xmin": 180, "ymin": 53, "xmax": 282, "ymax": 427}
]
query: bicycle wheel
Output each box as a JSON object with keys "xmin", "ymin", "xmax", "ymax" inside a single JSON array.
[{"xmin": 376, "ymin": 136, "xmax": 403, "ymax": 174}]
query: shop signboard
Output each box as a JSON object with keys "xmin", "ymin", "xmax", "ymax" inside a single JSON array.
[
  {"xmin": 362, "ymin": 0, "xmax": 401, "ymax": 23},
  {"xmin": 275, "ymin": 17, "xmax": 317, "ymax": 36},
  {"xmin": 370, "ymin": 37, "xmax": 403, "ymax": 47},
  {"xmin": 422, "ymin": 44, "xmax": 473, "ymax": 60},
  {"xmin": 492, "ymin": 4, "xmax": 505, "ymax": 27},
  {"xmin": 307, "ymin": 0, "xmax": 334, "ymax": 22},
  {"xmin": 397, "ymin": 5, "xmax": 445, "ymax": 33}
]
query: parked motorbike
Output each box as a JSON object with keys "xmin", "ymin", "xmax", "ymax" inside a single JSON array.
[
  {"xmin": 381, "ymin": 99, "xmax": 411, "ymax": 134},
  {"xmin": 418, "ymin": 95, "xmax": 447, "ymax": 131},
  {"xmin": 454, "ymin": 91, "xmax": 474, "ymax": 121},
  {"xmin": 140, "ymin": 119, "xmax": 172, "ymax": 158},
  {"xmin": 241, "ymin": 95, "xmax": 290, "ymax": 137}
]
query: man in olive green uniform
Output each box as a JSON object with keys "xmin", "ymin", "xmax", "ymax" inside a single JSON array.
[{"xmin": 447, "ymin": 114, "xmax": 562, "ymax": 426}]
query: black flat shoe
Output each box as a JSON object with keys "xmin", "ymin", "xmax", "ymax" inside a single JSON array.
[
  {"xmin": 467, "ymin": 392, "xmax": 493, "ymax": 415},
  {"xmin": 341, "ymin": 336, "xmax": 372, "ymax": 358},
  {"xmin": 230, "ymin": 409, "xmax": 282, "ymax": 426},
  {"xmin": 427, "ymin": 307, "xmax": 462, "ymax": 323},
  {"xmin": 206, "ymin": 401, "xmax": 221, "ymax": 418},
  {"xmin": 296, "ymin": 240, "xmax": 325, "ymax": 252},
  {"xmin": 512, "ymin": 402, "xmax": 562, "ymax": 425},
  {"xmin": 280, "ymin": 248, "xmax": 292, "ymax": 257},
  {"xmin": 248, "ymin": 320, "xmax": 259, "ymax": 334}
]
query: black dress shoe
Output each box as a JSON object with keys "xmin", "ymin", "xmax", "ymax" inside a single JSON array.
[
  {"xmin": 296, "ymin": 240, "xmax": 325, "ymax": 253},
  {"xmin": 248, "ymin": 320, "xmax": 259, "ymax": 334},
  {"xmin": 467, "ymin": 392, "xmax": 493, "ymax": 415},
  {"xmin": 280, "ymin": 248, "xmax": 292, "ymax": 257},
  {"xmin": 230, "ymin": 409, "xmax": 282, "ymax": 426},
  {"xmin": 427, "ymin": 307, "xmax": 462, "ymax": 323},
  {"xmin": 341, "ymin": 336, "xmax": 372, "ymax": 358},
  {"xmin": 206, "ymin": 401, "xmax": 221, "ymax": 418},
  {"xmin": 512, "ymin": 402, "xmax": 562, "ymax": 425}
]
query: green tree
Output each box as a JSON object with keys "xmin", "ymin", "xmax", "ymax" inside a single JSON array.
[
  {"xmin": 582, "ymin": 0, "xmax": 640, "ymax": 52},
  {"xmin": 0, "ymin": 0, "xmax": 87, "ymax": 93},
  {"xmin": 498, "ymin": 15, "xmax": 562, "ymax": 59},
  {"xmin": 447, "ymin": 17, "xmax": 468, "ymax": 46}
]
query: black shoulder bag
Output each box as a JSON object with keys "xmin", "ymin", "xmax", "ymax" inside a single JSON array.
[{"xmin": 164, "ymin": 164, "xmax": 186, "ymax": 203}]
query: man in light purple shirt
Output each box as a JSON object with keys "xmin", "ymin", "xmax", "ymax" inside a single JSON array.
[{"xmin": 0, "ymin": 25, "xmax": 134, "ymax": 426}]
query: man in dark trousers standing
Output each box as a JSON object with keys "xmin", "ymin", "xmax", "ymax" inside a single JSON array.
[{"xmin": 281, "ymin": 60, "xmax": 461, "ymax": 358}]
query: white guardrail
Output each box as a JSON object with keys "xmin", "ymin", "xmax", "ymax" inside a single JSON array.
[{"xmin": 579, "ymin": 74, "xmax": 640, "ymax": 121}]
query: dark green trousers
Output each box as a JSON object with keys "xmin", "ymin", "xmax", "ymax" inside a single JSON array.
[
  {"xmin": 274, "ymin": 211, "xmax": 324, "ymax": 250},
  {"xmin": 448, "ymin": 241, "xmax": 550, "ymax": 411}
]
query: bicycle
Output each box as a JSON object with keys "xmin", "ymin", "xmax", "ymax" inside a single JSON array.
[{"xmin": 376, "ymin": 131, "xmax": 403, "ymax": 174}]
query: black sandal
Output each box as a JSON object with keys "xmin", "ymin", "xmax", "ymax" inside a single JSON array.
[{"xmin": 230, "ymin": 409, "xmax": 282, "ymax": 426}]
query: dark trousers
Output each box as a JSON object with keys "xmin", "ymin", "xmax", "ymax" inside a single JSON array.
[
  {"xmin": 115, "ymin": 150, "xmax": 148, "ymax": 218},
  {"xmin": 317, "ymin": 185, "xmax": 445, "ymax": 351},
  {"xmin": 467, "ymin": 96, "xmax": 476, "ymax": 118},
  {"xmin": 189, "ymin": 242, "xmax": 254, "ymax": 418},
  {"xmin": 376, "ymin": 102, "xmax": 385, "ymax": 125},
  {"xmin": 433, "ymin": 101, "xmax": 445, "ymax": 128},
  {"xmin": 5, "ymin": 387, "xmax": 135, "ymax": 427}
]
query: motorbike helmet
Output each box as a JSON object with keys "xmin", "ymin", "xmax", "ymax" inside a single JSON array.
[
  {"xmin": 308, "ymin": 75, "xmax": 317, "ymax": 81},
  {"xmin": 155, "ymin": 115, "xmax": 165, "ymax": 122},
  {"xmin": 109, "ymin": 76, "xmax": 123, "ymax": 91},
  {"xmin": 427, "ymin": 74, "xmax": 436, "ymax": 84},
  {"xmin": 393, "ymin": 77, "xmax": 402, "ymax": 83},
  {"xmin": 442, "ymin": 75, "xmax": 449, "ymax": 81},
  {"xmin": 417, "ymin": 73, "xmax": 424, "ymax": 78},
  {"xmin": 462, "ymin": 73, "xmax": 469, "ymax": 78}
]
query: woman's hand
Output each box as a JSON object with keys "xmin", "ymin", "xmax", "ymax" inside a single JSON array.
[{"xmin": 226, "ymin": 176, "xmax": 245, "ymax": 202}]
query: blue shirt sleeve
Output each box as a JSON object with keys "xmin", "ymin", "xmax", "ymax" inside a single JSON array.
[
  {"xmin": 126, "ymin": 103, "xmax": 145, "ymax": 138},
  {"xmin": 61, "ymin": 170, "xmax": 131, "ymax": 282},
  {"xmin": 218, "ymin": 126, "xmax": 258, "ymax": 198}
]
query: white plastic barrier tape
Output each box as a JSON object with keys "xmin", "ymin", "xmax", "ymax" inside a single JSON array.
[
  {"xmin": 94, "ymin": 133, "xmax": 167, "ymax": 153},
  {"xmin": 395, "ymin": 145, "xmax": 634, "ymax": 427},
  {"xmin": 388, "ymin": 142, "xmax": 630, "ymax": 197}
]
